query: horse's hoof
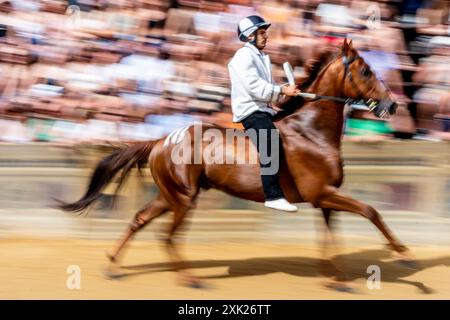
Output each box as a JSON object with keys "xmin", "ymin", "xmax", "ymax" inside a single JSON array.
[
  {"xmin": 325, "ymin": 281, "xmax": 357, "ymax": 294},
  {"xmin": 105, "ymin": 252, "xmax": 117, "ymax": 263},
  {"xmin": 178, "ymin": 276, "xmax": 206, "ymax": 289},
  {"xmin": 397, "ymin": 259, "xmax": 420, "ymax": 270},
  {"xmin": 421, "ymin": 286, "xmax": 436, "ymax": 295},
  {"xmin": 103, "ymin": 268, "xmax": 124, "ymax": 280},
  {"xmin": 188, "ymin": 280, "xmax": 204, "ymax": 289}
]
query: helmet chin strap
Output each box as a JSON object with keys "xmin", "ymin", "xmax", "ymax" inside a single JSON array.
[{"xmin": 249, "ymin": 31, "xmax": 258, "ymax": 47}]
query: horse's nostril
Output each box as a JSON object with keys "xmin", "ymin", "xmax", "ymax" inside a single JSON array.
[{"xmin": 389, "ymin": 102, "xmax": 398, "ymax": 115}]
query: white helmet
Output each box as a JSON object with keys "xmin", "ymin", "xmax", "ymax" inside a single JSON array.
[{"xmin": 237, "ymin": 15, "xmax": 271, "ymax": 42}]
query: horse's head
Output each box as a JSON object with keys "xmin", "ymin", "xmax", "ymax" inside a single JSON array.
[{"xmin": 339, "ymin": 39, "xmax": 398, "ymax": 118}]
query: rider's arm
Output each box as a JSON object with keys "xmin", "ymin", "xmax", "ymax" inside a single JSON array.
[{"xmin": 228, "ymin": 52, "xmax": 282, "ymax": 103}]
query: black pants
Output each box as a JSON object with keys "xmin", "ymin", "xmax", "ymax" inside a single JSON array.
[{"xmin": 241, "ymin": 111, "xmax": 285, "ymax": 201}]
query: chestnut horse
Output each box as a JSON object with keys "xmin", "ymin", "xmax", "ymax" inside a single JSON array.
[{"xmin": 59, "ymin": 40, "xmax": 414, "ymax": 288}]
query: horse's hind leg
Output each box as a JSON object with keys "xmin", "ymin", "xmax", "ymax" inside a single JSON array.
[
  {"xmin": 163, "ymin": 204, "xmax": 203, "ymax": 288},
  {"xmin": 105, "ymin": 195, "xmax": 169, "ymax": 276}
]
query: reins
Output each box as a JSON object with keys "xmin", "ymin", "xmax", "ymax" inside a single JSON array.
[{"xmin": 296, "ymin": 54, "xmax": 378, "ymax": 111}]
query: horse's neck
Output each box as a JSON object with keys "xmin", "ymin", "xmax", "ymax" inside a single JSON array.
[
  {"xmin": 310, "ymin": 62, "xmax": 343, "ymax": 98},
  {"xmin": 287, "ymin": 63, "xmax": 345, "ymax": 148}
]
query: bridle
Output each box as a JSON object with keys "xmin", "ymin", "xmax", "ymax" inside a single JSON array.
[
  {"xmin": 305, "ymin": 53, "xmax": 379, "ymax": 112},
  {"xmin": 342, "ymin": 54, "xmax": 370, "ymax": 100}
]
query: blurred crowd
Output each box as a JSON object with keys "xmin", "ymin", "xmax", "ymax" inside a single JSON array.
[{"xmin": 0, "ymin": 0, "xmax": 449, "ymax": 143}]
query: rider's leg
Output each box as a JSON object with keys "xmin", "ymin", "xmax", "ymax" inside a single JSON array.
[
  {"xmin": 242, "ymin": 111, "xmax": 283, "ymax": 200},
  {"xmin": 241, "ymin": 111, "xmax": 297, "ymax": 212}
]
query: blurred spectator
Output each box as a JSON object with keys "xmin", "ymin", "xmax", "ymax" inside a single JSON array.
[{"xmin": 0, "ymin": 0, "xmax": 449, "ymax": 142}]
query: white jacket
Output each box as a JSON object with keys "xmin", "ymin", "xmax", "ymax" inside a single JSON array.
[{"xmin": 228, "ymin": 43, "xmax": 283, "ymax": 122}]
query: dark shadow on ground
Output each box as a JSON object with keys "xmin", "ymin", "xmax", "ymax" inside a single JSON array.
[{"xmin": 117, "ymin": 248, "xmax": 449, "ymax": 294}]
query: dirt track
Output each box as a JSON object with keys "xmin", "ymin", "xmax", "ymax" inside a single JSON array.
[{"xmin": 0, "ymin": 238, "xmax": 449, "ymax": 299}]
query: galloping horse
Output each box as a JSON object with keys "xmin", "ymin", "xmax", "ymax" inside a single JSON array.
[{"xmin": 59, "ymin": 39, "xmax": 414, "ymax": 287}]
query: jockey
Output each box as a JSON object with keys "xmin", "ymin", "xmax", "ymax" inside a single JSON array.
[{"xmin": 228, "ymin": 15, "xmax": 300, "ymax": 212}]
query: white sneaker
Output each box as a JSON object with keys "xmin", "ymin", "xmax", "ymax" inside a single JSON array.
[{"xmin": 264, "ymin": 198, "xmax": 298, "ymax": 212}]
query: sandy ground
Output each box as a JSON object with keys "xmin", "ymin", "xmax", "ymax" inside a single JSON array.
[{"xmin": 0, "ymin": 238, "xmax": 449, "ymax": 299}]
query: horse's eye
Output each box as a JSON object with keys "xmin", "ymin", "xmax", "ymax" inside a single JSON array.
[{"xmin": 361, "ymin": 67, "xmax": 371, "ymax": 78}]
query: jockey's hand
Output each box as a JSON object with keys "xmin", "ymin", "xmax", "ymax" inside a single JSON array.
[{"xmin": 281, "ymin": 84, "xmax": 301, "ymax": 97}]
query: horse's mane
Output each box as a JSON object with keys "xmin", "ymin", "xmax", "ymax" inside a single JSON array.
[
  {"xmin": 297, "ymin": 47, "xmax": 341, "ymax": 90},
  {"xmin": 274, "ymin": 46, "xmax": 342, "ymax": 121}
]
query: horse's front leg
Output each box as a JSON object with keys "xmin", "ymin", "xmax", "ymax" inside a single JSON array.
[
  {"xmin": 317, "ymin": 189, "xmax": 416, "ymax": 264},
  {"xmin": 164, "ymin": 208, "xmax": 204, "ymax": 289}
]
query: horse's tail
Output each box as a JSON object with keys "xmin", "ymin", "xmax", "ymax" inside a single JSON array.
[{"xmin": 58, "ymin": 140, "xmax": 157, "ymax": 213}]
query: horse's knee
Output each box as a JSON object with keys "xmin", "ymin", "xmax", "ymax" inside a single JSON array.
[{"xmin": 310, "ymin": 188, "xmax": 336, "ymax": 208}]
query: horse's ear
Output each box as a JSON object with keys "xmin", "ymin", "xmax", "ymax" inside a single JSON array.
[
  {"xmin": 342, "ymin": 38, "xmax": 349, "ymax": 53},
  {"xmin": 349, "ymin": 39, "xmax": 353, "ymax": 48}
]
